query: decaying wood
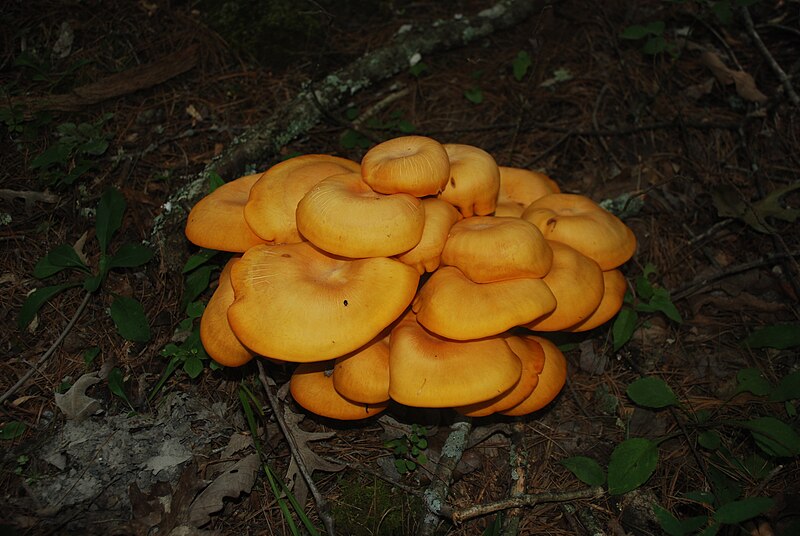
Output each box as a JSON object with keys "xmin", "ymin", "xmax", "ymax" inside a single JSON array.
[{"xmin": 151, "ymin": 0, "xmax": 539, "ymax": 267}]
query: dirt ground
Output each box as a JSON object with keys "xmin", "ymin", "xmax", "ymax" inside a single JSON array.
[{"xmin": 1, "ymin": 0, "xmax": 799, "ymax": 535}]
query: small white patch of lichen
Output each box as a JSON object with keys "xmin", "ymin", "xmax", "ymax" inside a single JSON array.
[
  {"xmin": 397, "ymin": 24, "xmax": 412, "ymax": 34},
  {"xmin": 0, "ymin": 212, "xmax": 11, "ymax": 226},
  {"xmin": 409, "ymin": 52, "xmax": 422, "ymax": 66},
  {"xmin": 440, "ymin": 422, "xmax": 470, "ymax": 457},
  {"xmin": 479, "ymin": 3, "xmax": 507, "ymax": 18}
]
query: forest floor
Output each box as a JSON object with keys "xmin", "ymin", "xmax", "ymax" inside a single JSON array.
[{"xmin": 1, "ymin": 1, "xmax": 799, "ymax": 535}]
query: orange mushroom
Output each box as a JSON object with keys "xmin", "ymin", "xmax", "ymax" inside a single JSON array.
[
  {"xmin": 567, "ymin": 269, "xmax": 628, "ymax": 332},
  {"xmin": 495, "ymin": 167, "xmax": 560, "ymax": 217},
  {"xmin": 395, "ymin": 198, "xmax": 461, "ymax": 274},
  {"xmin": 501, "ymin": 336, "xmax": 567, "ymax": 416},
  {"xmin": 185, "ymin": 173, "xmax": 268, "ymax": 252},
  {"xmin": 291, "ymin": 361, "xmax": 387, "ymax": 420},
  {"xmin": 439, "ymin": 143, "xmax": 501, "ymax": 217},
  {"xmin": 333, "ymin": 337, "xmax": 391, "ymax": 405},
  {"xmin": 361, "ymin": 135, "xmax": 451, "ymax": 196}
]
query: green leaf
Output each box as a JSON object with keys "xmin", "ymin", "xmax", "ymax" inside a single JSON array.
[
  {"xmin": 698, "ymin": 430, "xmax": 721, "ymax": 450},
  {"xmin": 208, "ymin": 171, "xmax": 225, "ymax": 193},
  {"xmin": 78, "ymin": 137, "xmax": 109, "ymax": 156},
  {"xmin": 183, "ymin": 355, "xmax": 204, "ymax": 379},
  {"xmin": 620, "ymin": 24, "xmax": 651, "ymax": 40},
  {"xmin": 96, "ymin": 187, "xmax": 126, "ymax": 255},
  {"xmin": 652, "ymin": 504, "xmax": 685, "ymax": 536},
  {"xmin": 648, "ymin": 288, "xmax": 682, "ymax": 323},
  {"xmin": 682, "ymin": 490, "xmax": 715, "ymax": 505},
  {"xmin": 108, "ymin": 242, "xmax": 154, "ymax": 270},
  {"xmin": 110, "ymin": 295, "xmax": 151, "ymax": 342},
  {"xmin": 417, "ymin": 452, "xmax": 428, "ymax": 465},
  {"xmin": 714, "ymin": 496, "xmax": 774, "ymax": 524},
  {"xmin": 182, "ymin": 249, "xmax": 219, "ymax": 274},
  {"xmin": 644, "ymin": 21, "xmax": 665, "ymax": 35},
  {"xmin": 394, "ymin": 459, "xmax": 409, "ymax": 473},
  {"xmin": 627, "ymin": 377, "xmax": 679, "ymax": 409},
  {"xmin": 185, "ymin": 300, "xmax": 205, "ymax": 319},
  {"xmin": 83, "ymin": 273, "xmax": 103, "ymax": 292},
  {"xmin": 18, "ymin": 282, "xmax": 81, "ymax": 329},
  {"xmin": 183, "ymin": 264, "xmax": 216, "ymax": 310},
  {"xmin": 560, "ymin": 456, "xmax": 606, "ymax": 486},
  {"xmin": 464, "ymin": 87, "xmax": 484, "ymax": 104},
  {"xmin": 770, "ymin": 371, "xmax": 800, "ymax": 402},
  {"xmin": 734, "ymin": 416, "xmax": 800, "ymax": 457},
  {"xmin": 409, "ymin": 62, "xmax": 428, "ymax": 77},
  {"xmin": 745, "ymin": 324, "xmax": 800, "ymax": 349},
  {"xmin": 512, "ymin": 51, "xmax": 532, "ymax": 81},
  {"xmin": 340, "ymin": 129, "xmax": 371, "ymax": 149},
  {"xmin": 0, "ymin": 421, "xmax": 26, "ymax": 440},
  {"xmin": 612, "ymin": 307, "xmax": 638, "ymax": 351},
  {"xmin": 642, "ymin": 36, "xmax": 667, "ymax": 55},
  {"xmin": 33, "ymin": 244, "xmax": 89, "ymax": 278},
  {"xmin": 30, "ymin": 143, "xmax": 72, "ymax": 170},
  {"xmin": 735, "ymin": 368, "xmax": 771, "ymax": 396},
  {"xmin": 83, "ymin": 346, "xmax": 100, "ymax": 365},
  {"xmin": 396, "ymin": 119, "xmax": 416, "ymax": 134},
  {"xmin": 608, "ymin": 438, "xmax": 659, "ymax": 495},
  {"xmin": 108, "ymin": 367, "xmax": 134, "ymax": 409}
]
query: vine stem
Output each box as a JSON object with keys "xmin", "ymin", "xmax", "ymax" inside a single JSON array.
[{"xmin": 1, "ymin": 290, "xmax": 92, "ymax": 407}]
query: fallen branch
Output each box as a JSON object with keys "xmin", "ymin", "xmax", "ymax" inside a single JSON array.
[
  {"xmin": 501, "ymin": 420, "xmax": 528, "ymax": 534},
  {"xmin": 151, "ymin": 0, "xmax": 538, "ymax": 268}
]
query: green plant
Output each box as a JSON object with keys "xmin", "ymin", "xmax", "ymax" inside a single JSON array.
[
  {"xmin": 18, "ymin": 187, "xmax": 154, "ymax": 342},
  {"xmin": 385, "ymin": 424, "xmax": 429, "ymax": 474},
  {"xmin": 561, "ymin": 372, "xmax": 800, "ymax": 535},
  {"xmin": 0, "ymin": 421, "xmax": 26, "ymax": 440},
  {"xmin": 30, "ymin": 113, "xmax": 114, "ymax": 187},
  {"xmin": 612, "ymin": 263, "xmax": 682, "ymax": 351},
  {"xmin": 512, "ymin": 51, "xmax": 531, "ymax": 82},
  {"xmin": 339, "ymin": 109, "xmax": 415, "ymax": 150},
  {"xmin": 620, "ymin": 20, "xmax": 679, "ymax": 57},
  {"xmin": 464, "ymin": 70, "xmax": 485, "ymax": 104}
]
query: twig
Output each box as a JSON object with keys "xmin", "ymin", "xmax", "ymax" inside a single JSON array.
[
  {"xmin": 501, "ymin": 420, "xmax": 528, "ymax": 535},
  {"xmin": 448, "ymin": 486, "xmax": 605, "ymax": 523},
  {"xmin": 256, "ymin": 361, "xmax": 336, "ymax": 536},
  {"xmin": 740, "ymin": 6, "xmax": 800, "ymax": 106},
  {"xmin": 0, "ymin": 290, "xmax": 92, "ymax": 407},
  {"xmin": 418, "ymin": 414, "xmax": 472, "ymax": 536}
]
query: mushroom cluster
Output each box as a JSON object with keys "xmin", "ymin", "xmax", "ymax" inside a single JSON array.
[{"xmin": 185, "ymin": 136, "xmax": 636, "ymax": 420}]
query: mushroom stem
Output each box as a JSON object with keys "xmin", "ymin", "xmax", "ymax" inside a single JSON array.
[
  {"xmin": 418, "ymin": 413, "xmax": 472, "ymax": 536},
  {"xmin": 256, "ymin": 361, "xmax": 336, "ymax": 536}
]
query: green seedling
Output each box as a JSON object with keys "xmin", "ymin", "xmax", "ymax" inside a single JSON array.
[
  {"xmin": 464, "ymin": 70, "xmax": 485, "ymax": 104},
  {"xmin": 385, "ymin": 424, "xmax": 429, "ymax": 474},
  {"xmin": 18, "ymin": 187, "xmax": 154, "ymax": 342},
  {"xmin": 620, "ymin": 20, "xmax": 679, "ymax": 57},
  {"xmin": 0, "ymin": 421, "xmax": 26, "ymax": 440},
  {"xmin": 512, "ymin": 50, "xmax": 531, "ymax": 82}
]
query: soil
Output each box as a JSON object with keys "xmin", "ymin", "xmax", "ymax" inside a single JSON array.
[{"xmin": 1, "ymin": 1, "xmax": 799, "ymax": 535}]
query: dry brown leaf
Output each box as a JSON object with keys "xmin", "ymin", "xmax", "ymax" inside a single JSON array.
[
  {"xmin": 187, "ymin": 453, "xmax": 260, "ymax": 528},
  {"xmin": 700, "ymin": 51, "xmax": 768, "ymax": 103},
  {"xmin": 54, "ymin": 373, "xmax": 102, "ymax": 420}
]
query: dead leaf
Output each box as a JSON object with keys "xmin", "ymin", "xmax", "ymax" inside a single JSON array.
[
  {"xmin": 685, "ymin": 77, "xmax": 715, "ymax": 100},
  {"xmin": 187, "ymin": 453, "xmax": 260, "ymax": 527},
  {"xmin": 54, "ymin": 373, "xmax": 102, "ymax": 420},
  {"xmin": 700, "ymin": 50, "xmax": 768, "ymax": 103},
  {"xmin": 712, "ymin": 182, "xmax": 800, "ymax": 233}
]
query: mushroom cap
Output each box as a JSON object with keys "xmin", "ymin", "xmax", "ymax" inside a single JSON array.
[
  {"xmin": 495, "ymin": 167, "xmax": 560, "ymax": 217},
  {"xmin": 412, "ymin": 266, "xmax": 556, "ymax": 340},
  {"xmin": 199, "ymin": 257, "xmax": 255, "ymax": 367},
  {"xmin": 395, "ymin": 198, "xmax": 461, "ymax": 274},
  {"xmin": 388, "ymin": 314, "xmax": 522, "ymax": 408},
  {"xmin": 521, "ymin": 193, "xmax": 636, "ymax": 270},
  {"xmin": 454, "ymin": 335, "xmax": 545, "ymax": 417},
  {"xmin": 243, "ymin": 154, "xmax": 360, "ymax": 244},
  {"xmin": 501, "ymin": 336, "xmax": 567, "ymax": 416},
  {"xmin": 568, "ymin": 269, "xmax": 628, "ymax": 332},
  {"xmin": 185, "ymin": 173, "xmax": 268, "ymax": 252},
  {"xmin": 526, "ymin": 240, "xmax": 605, "ymax": 331},
  {"xmin": 291, "ymin": 361, "xmax": 388, "ymax": 420},
  {"xmin": 441, "ymin": 216, "xmax": 553, "ymax": 283},
  {"xmin": 439, "ymin": 143, "xmax": 501, "ymax": 217},
  {"xmin": 296, "ymin": 172, "xmax": 425, "ymax": 258},
  {"xmin": 227, "ymin": 242, "xmax": 419, "ymax": 361},
  {"xmin": 333, "ymin": 337, "xmax": 390, "ymax": 405},
  {"xmin": 361, "ymin": 135, "xmax": 451, "ymax": 196}
]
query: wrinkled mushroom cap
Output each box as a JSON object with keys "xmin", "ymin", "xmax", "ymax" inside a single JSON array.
[
  {"xmin": 526, "ymin": 240, "xmax": 605, "ymax": 332},
  {"xmin": 455, "ymin": 335, "xmax": 545, "ymax": 417},
  {"xmin": 388, "ymin": 314, "xmax": 522, "ymax": 407},
  {"xmin": 521, "ymin": 193, "xmax": 636, "ymax": 270},
  {"xmin": 395, "ymin": 198, "xmax": 461, "ymax": 274},
  {"xmin": 244, "ymin": 154, "xmax": 360, "ymax": 244},
  {"xmin": 568, "ymin": 269, "xmax": 628, "ymax": 332},
  {"xmin": 333, "ymin": 337, "xmax": 390, "ymax": 405},
  {"xmin": 441, "ymin": 216, "xmax": 553, "ymax": 282},
  {"xmin": 361, "ymin": 135, "xmax": 451, "ymax": 196},
  {"xmin": 296, "ymin": 172, "xmax": 425, "ymax": 258},
  {"xmin": 185, "ymin": 173, "xmax": 268, "ymax": 252},
  {"xmin": 291, "ymin": 361, "xmax": 387, "ymax": 420},
  {"xmin": 227, "ymin": 242, "xmax": 419, "ymax": 361},
  {"xmin": 412, "ymin": 266, "xmax": 556, "ymax": 340},
  {"xmin": 501, "ymin": 336, "xmax": 567, "ymax": 416},
  {"xmin": 199, "ymin": 257, "xmax": 255, "ymax": 367},
  {"xmin": 495, "ymin": 167, "xmax": 560, "ymax": 217},
  {"xmin": 439, "ymin": 143, "xmax": 501, "ymax": 217}
]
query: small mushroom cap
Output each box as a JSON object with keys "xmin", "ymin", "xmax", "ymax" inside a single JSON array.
[
  {"xmin": 244, "ymin": 154, "xmax": 360, "ymax": 244},
  {"xmin": 501, "ymin": 336, "xmax": 567, "ymax": 416},
  {"xmin": 199, "ymin": 257, "xmax": 255, "ymax": 367},
  {"xmin": 185, "ymin": 173, "xmax": 268, "ymax": 252},
  {"xmin": 412, "ymin": 266, "xmax": 556, "ymax": 340},
  {"xmin": 441, "ymin": 216, "xmax": 553, "ymax": 283},
  {"xmin": 521, "ymin": 193, "xmax": 636, "ymax": 270},
  {"xmin": 291, "ymin": 361, "xmax": 388, "ymax": 420},
  {"xmin": 395, "ymin": 198, "xmax": 461, "ymax": 274},
  {"xmin": 454, "ymin": 335, "xmax": 545, "ymax": 417},
  {"xmin": 568, "ymin": 269, "xmax": 628, "ymax": 332},
  {"xmin": 495, "ymin": 167, "xmax": 560, "ymax": 217},
  {"xmin": 388, "ymin": 314, "xmax": 522, "ymax": 408},
  {"xmin": 439, "ymin": 143, "xmax": 501, "ymax": 217},
  {"xmin": 296, "ymin": 172, "xmax": 425, "ymax": 258},
  {"xmin": 361, "ymin": 135, "xmax": 451, "ymax": 196},
  {"xmin": 333, "ymin": 337, "xmax": 390, "ymax": 405},
  {"xmin": 227, "ymin": 242, "xmax": 419, "ymax": 361},
  {"xmin": 526, "ymin": 240, "xmax": 605, "ymax": 332}
]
